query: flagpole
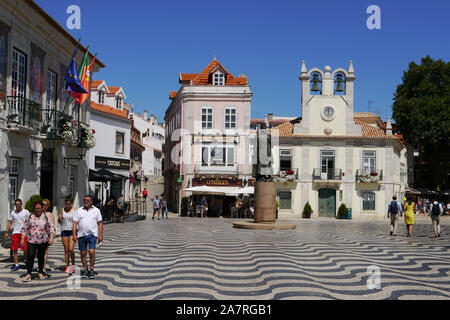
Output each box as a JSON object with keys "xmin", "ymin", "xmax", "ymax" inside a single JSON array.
[{"xmin": 47, "ymin": 38, "xmax": 82, "ymax": 130}]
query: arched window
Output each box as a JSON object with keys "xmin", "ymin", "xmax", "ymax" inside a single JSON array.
[
  {"xmin": 310, "ymin": 72, "xmax": 322, "ymax": 95},
  {"xmin": 334, "ymin": 72, "xmax": 346, "ymax": 95},
  {"xmin": 224, "ymin": 107, "xmax": 237, "ymax": 129}
]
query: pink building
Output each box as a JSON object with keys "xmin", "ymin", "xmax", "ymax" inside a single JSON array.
[{"xmin": 164, "ymin": 58, "xmax": 253, "ymax": 215}]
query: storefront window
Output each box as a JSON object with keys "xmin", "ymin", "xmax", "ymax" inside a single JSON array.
[{"xmin": 278, "ymin": 191, "xmax": 292, "ymax": 210}]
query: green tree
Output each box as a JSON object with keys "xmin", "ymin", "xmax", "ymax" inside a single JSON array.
[{"xmin": 392, "ymin": 56, "xmax": 450, "ymax": 189}]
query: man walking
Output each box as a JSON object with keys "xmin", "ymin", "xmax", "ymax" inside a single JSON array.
[
  {"xmin": 152, "ymin": 195, "xmax": 161, "ymax": 220},
  {"xmin": 117, "ymin": 194, "xmax": 125, "ymax": 223},
  {"xmin": 430, "ymin": 198, "xmax": 443, "ymax": 238},
  {"xmin": 4, "ymin": 199, "xmax": 30, "ymax": 271},
  {"xmin": 387, "ymin": 195, "xmax": 402, "ymax": 236},
  {"xmin": 72, "ymin": 195, "xmax": 103, "ymax": 279}
]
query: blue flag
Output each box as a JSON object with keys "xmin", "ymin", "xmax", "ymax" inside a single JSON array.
[{"xmin": 65, "ymin": 46, "xmax": 88, "ymax": 94}]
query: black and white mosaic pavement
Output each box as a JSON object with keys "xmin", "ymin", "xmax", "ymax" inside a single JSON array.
[{"xmin": 1, "ymin": 217, "xmax": 449, "ymax": 300}]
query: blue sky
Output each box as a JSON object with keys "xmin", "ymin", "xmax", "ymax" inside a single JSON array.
[{"xmin": 36, "ymin": 0, "xmax": 450, "ymax": 122}]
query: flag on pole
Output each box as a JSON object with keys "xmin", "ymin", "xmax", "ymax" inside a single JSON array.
[
  {"xmin": 65, "ymin": 46, "xmax": 88, "ymax": 94},
  {"xmin": 70, "ymin": 50, "xmax": 96, "ymax": 104}
]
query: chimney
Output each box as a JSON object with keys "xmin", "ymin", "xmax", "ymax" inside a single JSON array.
[
  {"xmin": 268, "ymin": 113, "xmax": 274, "ymax": 121},
  {"xmin": 264, "ymin": 114, "xmax": 270, "ymax": 127},
  {"xmin": 143, "ymin": 110, "xmax": 149, "ymax": 121}
]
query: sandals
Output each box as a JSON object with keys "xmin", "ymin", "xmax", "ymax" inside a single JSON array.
[{"xmin": 23, "ymin": 276, "xmax": 32, "ymax": 282}]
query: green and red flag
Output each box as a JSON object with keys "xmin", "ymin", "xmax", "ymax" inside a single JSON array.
[{"xmin": 70, "ymin": 49, "xmax": 96, "ymax": 104}]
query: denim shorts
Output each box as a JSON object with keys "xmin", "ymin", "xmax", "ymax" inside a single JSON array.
[
  {"xmin": 78, "ymin": 234, "xmax": 97, "ymax": 252},
  {"xmin": 61, "ymin": 230, "xmax": 73, "ymax": 237}
]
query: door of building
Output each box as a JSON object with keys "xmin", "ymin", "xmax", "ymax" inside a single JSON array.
[
  {"xmin": 320, "ymin": 150, "xmax": 335, "ymax": 180},
  {"xmin": 318, "ymin": 188, "xmax": 336, "ymax": 218},
  {"xmin": 40, "ymin": 149, "xmax": 54, "ymax": 205}
]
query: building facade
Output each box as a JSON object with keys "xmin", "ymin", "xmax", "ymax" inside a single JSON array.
[
  {"xmin": 164, "ymin": 58, "xmax": 253, "ymax": 214},
  {"xmin": 270, "ymin": 62, "xmax": 408, "ymax": 220},
  {"xmin": 130, "ymin": 111, "xmax": 165, "ymax": 183},
  {"xmin": 89, "ymin": 81, "xmax": 131, "ymax": 202},
  {"xmin": 0, "ymin": 0, "xmax": 104, "ymax": 231}
]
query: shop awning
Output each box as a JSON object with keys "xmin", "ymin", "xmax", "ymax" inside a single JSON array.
[
  {"xmin": 405, "ymin": 187, "xmax": 421, "ymax": 195},
  {"xmin": 89, "ymin": 169, "xmax": 129, "ymax": 182},
  {"xmin": 183, "ymin": 186, "xmax": 226, "ymax": 195},
  {"xmin": 229, "ymin": 186, "xmax": 255, "ymax": 195}
]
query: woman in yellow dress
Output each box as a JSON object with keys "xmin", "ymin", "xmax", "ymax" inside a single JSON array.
[{"xmin": 404, "ymin": 198, "xmax": 416, "ymax": 237}]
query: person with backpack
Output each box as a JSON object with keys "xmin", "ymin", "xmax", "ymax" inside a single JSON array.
[
  {"xmin": 387, "ymin": 195, "xmax": 403, "ymax": 236},
  {"xmin": 20, "ymin": 201, "xmax": 55, "ymax": 282},
  {"xmin": 430, "ymin": 198, "xmax": 443, "ymax": 238}
]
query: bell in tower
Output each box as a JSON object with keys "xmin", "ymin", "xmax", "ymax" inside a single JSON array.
[
  {"xmin": 311, "ymin": 73, "xmax": 322, "ymax": 93},
  {"xmin": 334, "ymin": 73, "xmax": 346, "ymax": 94}
]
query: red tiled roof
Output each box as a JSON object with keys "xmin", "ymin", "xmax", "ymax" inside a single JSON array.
[
  {"xmin": 107, "ymin": 86, "xmax": 121, "ymax": 94},
  {"xmin": 169, "ymin": 91, "xmax": 178, "ymax": 100},
  {"xmin": 90, "ymin": 101, "xmax": 129, "ymax": 120},
  {"xmin": 179, "ymin": 59, "xmax": 248, "ymax": 86},
  {"xmin": 91, "ymin": 80, "xmax": 104, "ymax": 89},
  {"xmin": 270, "ymin": 117, "xmax": 400, "ymax": 140}
]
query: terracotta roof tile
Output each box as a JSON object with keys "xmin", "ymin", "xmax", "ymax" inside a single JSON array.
[
  {"xmin": 178, "ymin": 59, "xmax": 248, "ymax": 86},
  {"xmin": 90, "ymin": 101, "xmax": 129, "ymax": 120},
  {"xmin": 91, "ymin": 80, "xmax": 104, "ymax": 89},
  {"xmin": 169, "ymin": 91, "xmax": 178, "ymax": 100},
  {"xmin": 107, "ymin": 86, "xmax": 121, "ymax": 94},
  {"xmin": 270, "ymin": 117, "xmax": 400, "ymax": 141}
]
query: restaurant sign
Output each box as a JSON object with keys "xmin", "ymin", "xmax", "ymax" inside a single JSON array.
[
  {"xmin": 192, "ymin": 176, "xmax": 243, "ymax": 187},
  {"xmin": 95, "ymin": 156, "xmax": 130, "ymax": 170}
]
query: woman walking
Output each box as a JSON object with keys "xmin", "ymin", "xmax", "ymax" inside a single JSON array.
[
  {"xmin": 42, "ymin": 199, "xmax": 55, "ymax": 273},
  {"xmin": 58, "ymin": 196, "xmax": 76, "ymax": 273},
  {"xmin": 404, "ymin": 198, "xmax": 416, "ymax": 237},
  {"xmin": 21, "ymin": 201, "xmax": 55, "ymax": 282}
]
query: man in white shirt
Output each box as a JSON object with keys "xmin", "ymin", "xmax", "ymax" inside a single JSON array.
[
  {"xmin": 430, "ymin": 199, "xmax": 443, "ymax": 238},
  {"xmin": 4, "ymin": 199, "xmax": 30, "ymax": 271},
  {"xmin": 72, "ymin": 195, "xmax": 103, "ymax": 279},
  {"xmin": 152, "ymin": 195, "xmax": 161, "ymax": 220}
]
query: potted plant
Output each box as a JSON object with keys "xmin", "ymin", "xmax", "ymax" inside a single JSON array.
[
  {"xmin": 303, "ymin": 202, "xmax": 313, "ymax": 219},
  {"xmin": 25, "ymin": 195, "xmax": 43, "ymax": 212},
  {"xmin": 181, "ymin": 197, "xmax": 189, "ymax": 216},
  {"xmin": 338, "ymin": 203, "xmax": 348, "ymax": 219}
]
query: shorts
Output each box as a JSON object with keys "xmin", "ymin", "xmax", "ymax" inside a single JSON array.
[
  {"xmin": 78, "ymin": 234, "xmax": 97, "ymax": 252},
  {"xmin": 61, "ymin": 230, "xmax": 73, "ymax": 237},
  {"xmin": 11, "ymin": 234, "xmax": 27, "ymax": 251},
  {"xmin": 154, "ymin": 207, "xmax": 160, "ymax": 212}
]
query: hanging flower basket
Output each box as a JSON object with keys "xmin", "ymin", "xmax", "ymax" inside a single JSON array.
[
  {"xmin": 59, "ymin": 118, "xmax": 77, "ymax": 144},
  {"xmin": 79, "ymin": 124, "xmax": 96, "ymax": 148}
]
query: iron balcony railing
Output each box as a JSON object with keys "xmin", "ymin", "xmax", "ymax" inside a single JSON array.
[
  {"xmin": 313, "ymin": 168, "xmax": 343, "ymax": 181},
  {"xmin": 7, "ymin": 96, "xmax": 42, "ymax": 130},
  {"xmin": 274, "ymin": 168, "xmax": 299, "ymax": 182},
  {"xmin": 356, "ymin": 169, "xmax": 383, "ymax": 183}
]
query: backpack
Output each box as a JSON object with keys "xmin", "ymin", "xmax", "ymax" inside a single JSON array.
[
  {"xmin": 390, "ymin": 201, "xmax": 398, "ymax": 215},
  {"xmin": 431, "ymin": 204, "xmax": 440, "ymax": 216}
]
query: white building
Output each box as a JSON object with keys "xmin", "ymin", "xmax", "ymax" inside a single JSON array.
[
  {"xmin": 88, "ymin": 80, "xmax": 131, "ymax": 202},
  {"xmin": 129, "ymin": 110, "xmax": 164, "ymax": 181},
  {"xmin": 0, "ymin": 0, "xmax": 104, "ymax": 231},
  {"xmin": 270, "ymin": 61, "xmax": 408, "ymax": 220}
]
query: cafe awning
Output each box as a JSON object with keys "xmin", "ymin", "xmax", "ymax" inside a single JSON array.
[
  {"xmin": 183, "ymin": 186, "xmax": 226, "ymax": 195},
  {"xmin": 89, "ymin": 169, "xmax": 129, "ymax": 182}
]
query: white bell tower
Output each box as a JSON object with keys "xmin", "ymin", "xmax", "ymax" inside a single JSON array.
[{"xmin": 294, "ymin": 61, "xmax": 361, "ymax": 136}]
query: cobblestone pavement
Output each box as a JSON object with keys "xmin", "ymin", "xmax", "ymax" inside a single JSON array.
[{"xmin": 1, "ymin": 217, "xmax": 449, "ymax": 300}]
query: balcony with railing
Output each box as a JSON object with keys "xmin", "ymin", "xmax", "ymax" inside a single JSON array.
[
  {"xmin": 7, "ymin": 96, "xmax": 42, "ymax": 131},
  {"xmin": 313, "ymin": 168, "xmax": 343, "ymax": 181},
  {"xmin": 7, "ymin": 96, "xmax": 92, "ymax": 147},
  {"xmin": 356, "ymin": 169, "xmax": 383, "ymax": 183},
  {"xmin": 274, "ymin": 168, "xmax": 299, "ymax": 182}
]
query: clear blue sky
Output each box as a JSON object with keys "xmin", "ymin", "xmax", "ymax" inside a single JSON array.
[{"xmin": 36, "ymin": 0, "xmax": 450, "ymax": 122}]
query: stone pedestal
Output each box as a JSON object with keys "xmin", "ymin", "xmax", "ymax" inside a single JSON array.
[
  {"xmin": 254, "ymin": 182, "xmax": 276, "ymax": 223},
  {"xmin": 233, "ymin": 181, "xmax": 296, "ymax": 230}
]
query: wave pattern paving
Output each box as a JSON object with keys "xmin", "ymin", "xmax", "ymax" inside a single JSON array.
[{"xmin": 1, "ymin": 218, "xmax": 449, "ymax": 300}]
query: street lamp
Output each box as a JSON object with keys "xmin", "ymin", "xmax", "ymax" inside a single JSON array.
[{"xmin": 64, "ymin": 143, "xmax": 88, "ymax": 168}]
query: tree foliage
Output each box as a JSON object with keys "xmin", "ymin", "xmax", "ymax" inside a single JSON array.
[{"xmin": 392, "ymin": 56, "xmax": 450, "ymax": 188}]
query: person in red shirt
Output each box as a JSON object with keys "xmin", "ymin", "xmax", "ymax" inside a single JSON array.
[{"xmin": 143, "ymin": 188, "xmax": 148, "ymax": 200}]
